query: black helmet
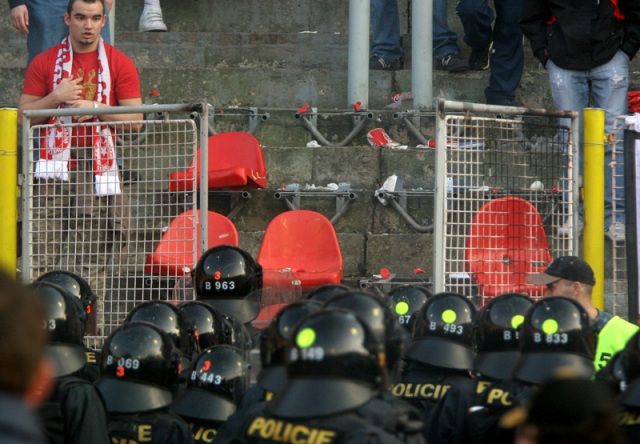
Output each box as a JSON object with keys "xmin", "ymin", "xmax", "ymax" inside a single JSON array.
[
  {"xmin": 270, "ymin": 309, "xmax": 386, "ymax": 418},
  {"xmin": 178, "ymin": 301, "xmax": 235, "ymax": 352},
  {"xmin": 172, "ymin": 345, "xmax": 250, "ymax": 422},
  {"xmin": 259, "ymin": 300, "xmax": 322, "ymax": 392},
  {"xmin": 324, "ymin": 291, "xmax": 405, "ymax": 373},
  {"xmin": 514, "ymin": 296, "xmax": 596, "ymax": 384},
  {"xmin": 474, "ymin": 293, "xmax": 533, "ymax": 379},
  {"xmin": 96, "ymin": 321, "xmax": 182, "ymax": 413},
  {"xmin": 125, "ymin": 301, "xmax": 191, "ymax": 355},
  {"xmin": 406, "ymin": 292, "xmax": 477, "ymax": 371},
  {"xmin": 30, "ymin": 281, "xmax": 87, "ymax": 377},
  {"xmin": 306, "ymin": 284, "xmax": 350, "ymax": 303},
  {"xmin": 37, "ymin": 270, "xmax": 96, "ymax": 316},
  {"xmin": 387, "ymin": 285, "xmax": 432, "ymax": 331},
  {"xmin": 193, "ymin": 245, "xmax": 263, "ymax": 323}
]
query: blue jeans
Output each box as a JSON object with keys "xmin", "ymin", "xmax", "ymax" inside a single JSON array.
[
  {"xmin": 370, "ymin": 0, "xmax": 460, "ymax": 62},
  {"xmin": 26, "ymin": 0, "xmax": 111, "ymax": 64},
  {"xmin": 457, "ymin": 0, "xmax": 523, "ymax": 104},
  {"xmin": 547, "ymin": 50, "xmax": 630, "ymax": 225}
]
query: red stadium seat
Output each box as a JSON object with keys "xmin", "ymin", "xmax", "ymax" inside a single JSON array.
[
  {"xmin": 145, "ymin": 210, "xmax": 239, "ymax": 276},
  {"xmin": 258, "ymin": 210, "xmax": 343, "ymax": 291},
  {"xmin": 465, "ymin": 197, "xmax": 551, "ymax": 302},
  {"xmin": 169, "ymin": 131, "xmax": 267, "ymax": 192}
]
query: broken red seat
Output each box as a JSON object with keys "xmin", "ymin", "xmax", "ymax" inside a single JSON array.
[{"xmin": 169, "ymin": 131, "xmax": 267, "ymax": 192}]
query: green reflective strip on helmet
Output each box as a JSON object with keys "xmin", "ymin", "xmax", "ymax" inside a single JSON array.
[
  {"xmin": 511, "ymin": 314, "xmax": 525, "ymax": 329},
  {"xmin": 442, "ymin": 309, "xmax": 457, "ymax": 324},
  {"xmin": 541, "ymin": 319, "xmax": 558, "ymax": 335}
]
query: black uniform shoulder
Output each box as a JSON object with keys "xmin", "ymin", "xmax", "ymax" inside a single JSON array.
[
  {"xmin": 213, "ymin": 401, "xmax": 267, "ymax": 444},
  {"xmin": 39, "ymin": 375, "xmax": 109, "ymax": 444},
  {"xmin": 357, "ymin": 393, "xmax": 425, "ymax": 443}
]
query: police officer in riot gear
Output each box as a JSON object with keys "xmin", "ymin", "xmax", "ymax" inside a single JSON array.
[
  {"xmin": 240, "ymin": 300, "xmax": 322, "ymax": 407},
  {"xmin": 596, "ymin": 330, "xmax": 640, "ymax": 441},
  {"xmin": 178, "ymin": 301, "xmax": 237, "ymax": 353},
  {"xmin": 36, "ymin": 270, "xmax": 101, "ymax": 379},
  {"xmin": 305, "ymin": 284, "xmax": 350, "ymax": 303},
  {"xmin": 324, "ymin": 291, "xmax": 406, "ymax": 379},
  {"xmin": 172, "ymin": 345, "xmax": 251, "ymax": 443},
  {"xmin": 528, "ymin": 256, "xmax": 638, "ymax": 370},
  {"xmin": 31, "ymin": 281, "xmax": 110, "ymax": 444},
  {"xmin": 215, "ymin": 309, "xmax": 412, "ymax": 443},
  {"xmin": 96, "ymin": 321, "xmax": 193, "ymax": 444},
  {"xmin": 427, "ymin": 292, "xmax": 533, "ymax": 444},
  {"xmin": 125, "ymin": 301, "xmax": 195, "ymax": 385},
  {"xmin": 392, "ymin": 292, "xmax": 477, "ymax": 427},
  {"xmin": 387, "ymin": 284, "xmax": 431, "ymax": 332},
  {"xmin": 192, "ymin": 245, "xmax": 263, "ymax": 324}
]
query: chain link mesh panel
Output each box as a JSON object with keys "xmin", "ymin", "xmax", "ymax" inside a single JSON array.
[
  {"xmin": 435, "ymin": 105, "xmax": 578, "ymax": 305},
  {"xmin": 611, "ymin": 116, "xmax": 627, "ymax": 317},
  {"xmin": 22, "ymin": 111, "xmax": 202, "ymax": 342}
]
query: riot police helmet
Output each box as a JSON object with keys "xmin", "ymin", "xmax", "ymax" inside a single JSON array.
[
  {"xmin": 172, "ymin": 345, "xmax": 250, "ymax": 422},
  {"xmin": 192, "ymin": 245, "xmax": 262, "ymax": 323},
  {"xmin": 270, "ymin": 308, "xmax": 386, "ymax": 418},
  {"xmin": 387, "ymin": 285, "xmax": 432, "ymax": 331},
  {"xmin": 305, "ymin": 284, "xmax": 350, "ymax": 303},
  {"xmin": 474, "ymin": 293, "xmax": 533, "ymax": 379},
  {"xmin": 514, "ymin": 296, "xmax": 596, "ymax": 384},
  {"xmin": 30, "ymin": 281, "xmax": 87, "ymax": 377},
  {"xmin": 324, "ymin": 291, "xmax": 405, "ymax": 373},
  {"xmin": 96, "ymin": 321, "xmax": 182, "ymax": 413},
  {"xmin": 406, "ymin": 292, "xmax": 477, "ymax": 371},
  {"xmin": 125, "ymin": 301, "xmax": 191, "ymax": 355},
  {"xmin": 259, "ymin": 300, "xmax": 322, "ymax": 392}
]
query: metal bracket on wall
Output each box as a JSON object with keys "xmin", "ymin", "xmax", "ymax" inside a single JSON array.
[
  {"xmin": 205, "ymin": 106, "xmax": 270, "ymax": 135},
  {"xmin": 294, "ymin": 107, "xmax": 374, "ymax": 146},
  {"xmin": 273, "ymin": 183, "xmax": 357, "ymax": 224},
  {"xmin": 393, "ymin": 110, "xmax": 437, "ymax": 146},
  {"xmin": 375, "ymin": 176, "xmax": 434, "ymax": 233}
]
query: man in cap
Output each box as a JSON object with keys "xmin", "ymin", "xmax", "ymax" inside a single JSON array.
[{"xmin": 528, "ymin": 255, "xmax": 639, "ymax": 370}]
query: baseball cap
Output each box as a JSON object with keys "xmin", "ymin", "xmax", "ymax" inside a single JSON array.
[{"xmin": 527, "ymin": 256, "xmax": 595, "ymax": 286}]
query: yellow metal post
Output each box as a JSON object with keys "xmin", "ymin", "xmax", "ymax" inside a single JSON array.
[
  {"xmin": 0, "ymin": 109, "xmax": 17, "ymax": 277},
  {"xmin": 583, "ymin": 108, "xmax": 605, "ymax": 309}
]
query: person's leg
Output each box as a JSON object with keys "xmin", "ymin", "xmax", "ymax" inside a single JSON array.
[
  {"xmin": 484, "ymin": 0, "xmax": 523, "ymax": 105},
  {"xmin": 456, "ymin": 0, "xmax": 493, "ymax": 51},
  {"xmin": 589, "ymin": 50, "xmax": 630, "ymax": 227},
  {"xmin": 370, "ymin": 0, "xmax": 403, "ymax": 68},
  {"xmin": 547, "ymin": 60, "xmax": 590, "ymax": 231},
  {"xmin": 433, "ymin": 0, "xmax": 468, "ymax": 72},
  {"xmin": 139, "ymin": 0, "xmax": 167, "ymax": 32},
  {"xmin": 433, "ymin": 0, "xmax": 459, "ymax": 58},
  {"xmin": 26, "ymin": 0, "xmax": 67, "ymax": 64}
]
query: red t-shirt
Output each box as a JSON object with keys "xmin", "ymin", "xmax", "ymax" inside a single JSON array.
[
  {"xmin": 22, "ymin": 42, "xmax": 141, "ymax": 147},
  {"xmin": 23, "ymin": 42, "xmax": 141, "ymax": 104}
]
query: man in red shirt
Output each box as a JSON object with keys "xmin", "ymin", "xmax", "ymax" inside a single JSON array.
[{"xmin": 18, "ymin": 0, "xmax": 143, "ymax": 318}]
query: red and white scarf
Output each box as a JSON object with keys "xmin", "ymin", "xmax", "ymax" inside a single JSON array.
[{"xmin": 35, "ymin": 37, "xmax": 121, "ymax": 196}]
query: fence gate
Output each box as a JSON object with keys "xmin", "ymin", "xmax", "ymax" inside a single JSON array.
[
  {"xmin": 21, "ymin": 103, "xmax": 209, "ymax": 342},
  {"xmin": 433, "ymin": 100, "xmax": 579, "ymax": 305}
]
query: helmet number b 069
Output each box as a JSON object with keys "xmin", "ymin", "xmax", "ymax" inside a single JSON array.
[{"xmin": 106, "ymin": 355, "xmax": 140, "ymax": 369}]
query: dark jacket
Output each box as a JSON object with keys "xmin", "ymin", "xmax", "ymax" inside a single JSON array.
[
  {"xmin": 520, "ymin": 0, "xmax": 640, "ymax": 70},
  {"xmin": 0, "ymin": 393, "xmax": 48, "ymax": 444}
]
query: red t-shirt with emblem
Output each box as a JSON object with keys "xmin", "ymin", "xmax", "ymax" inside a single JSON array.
[{"xmin": 22, "ymin": 42, "xmax": 141, "ymax": 147}]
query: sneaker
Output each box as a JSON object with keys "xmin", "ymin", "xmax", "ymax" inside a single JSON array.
[
  {"xmin": 606, "ymin": 222, "xmax": 626, "ymax": 243},
  {"xmin": 557, "ymin": 219, "xmax": 584, "ymax": 237},
  {"xmin": 435, "ymin": 54, "xmax": 469, "ymax": 73},
  {"xmin": 139, "ymin": 7, "xmax": 168, "ymax": 32},
  {"xmin": 469, "ymin": 45, "xmax": 490, "ymax": 70},
  {"xmin": 369, "ymin": 56, "xmax": 403, "ymax": 71}
]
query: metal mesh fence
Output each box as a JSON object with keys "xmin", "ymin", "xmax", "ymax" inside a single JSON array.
[
  {"xmin": 611, "ymin": 116, "xmax": 627, "ymax": 316},
  {"xmin": 22, "ymin": 105, "xmax": 204, "ymax": 342},
  {"xmin": 434, "ymin": 102, "xmax": 578, "ymax": 305}
]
